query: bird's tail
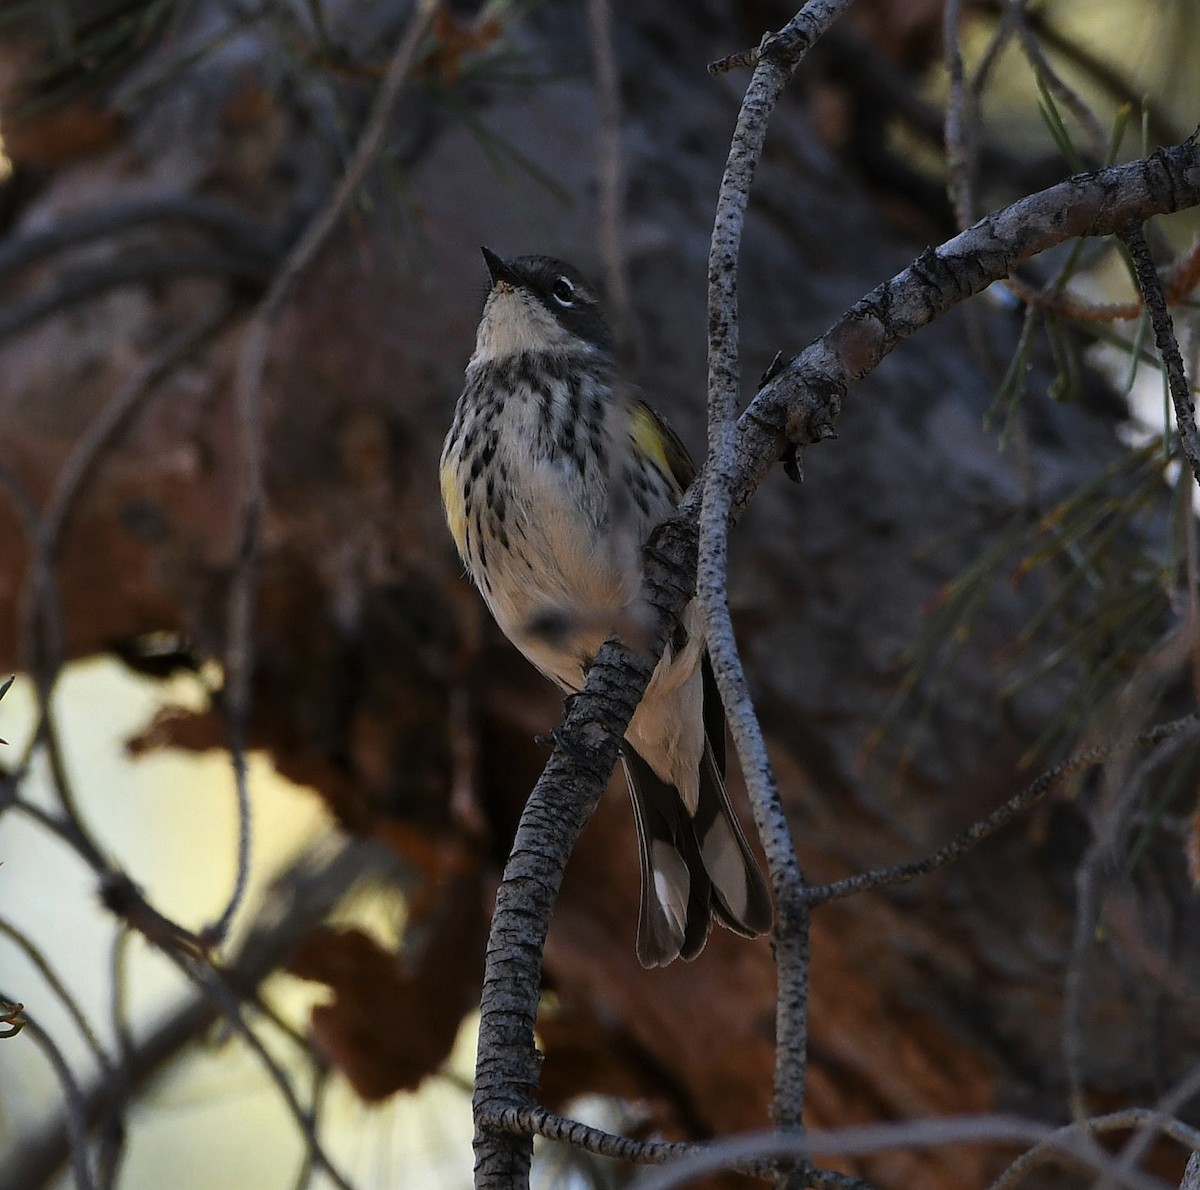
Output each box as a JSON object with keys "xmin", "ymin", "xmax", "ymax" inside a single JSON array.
[{"xmin": 621, "ymin": 738, "xmax": 773, "ymax": 968}]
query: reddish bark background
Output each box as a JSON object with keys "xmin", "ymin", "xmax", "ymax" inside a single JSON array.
[{"xmin": 2, "ymin": 1, "xmax": 1198, "ymax": 1187}]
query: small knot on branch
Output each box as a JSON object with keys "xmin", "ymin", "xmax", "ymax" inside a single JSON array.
[
  {"xmin": 781, "ymin": 372, "xmax": 844, "ymax": 449},
  {"xmin": 758, "ymin": 22, "xmax": 814, "ymax": 68}
]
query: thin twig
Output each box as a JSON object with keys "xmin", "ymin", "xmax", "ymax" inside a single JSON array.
[
  {"xmin": 213, "ymin": 0, "xmax": 439, "ymax": 946},
  {"xmin": 1007, "ymin": 0, "xmax": 1108, "ymax": 162},
  {"xmin": 0, "ymin": 252, "xmax": 269, "ymax": 348},
  {"xmin": 969, "ymin": 4, "xmax": 1017, "ymax": 108},
  {"xmin": 943, "ymin": 0, "xmax": 976, "ymax": 230},
  {"xmin": 1123, "ymin": 221, "xmax": 1200, "ymax": 491},
  {"xmin": 1061, "ymin": 646, "xmax": 1200, "ymax": 1122},
  {"xmin": 290, "ymin": 1063, "xmax": 332, "ymax": 1190},
  {"xmin": 38, "ymin": 303, "xmax": 234, "ymax": 557},
  {"xmin": 633, "ymin": 1114, "xmax": 1165, "ymax": 1190},
  {"xmin": 0, "ymin": 837, "xmax": 389, "ymax": 1190},
  {"xmin": 4, "ymin": 1002, "xmax": 96, "ymax": 1190},
  {"xmin": 0, "ymin": 194, "xmax": 279, "ymax": 281},
  {"xmin": 803, "ymin": 715, "xmax": 1200, "ymax": 907},
  {"xmin": 488, "ymin": 1103, "xmax": 870, "ymax": 1185},
  {"xmin": 0, "ymin": 917, "xmax": 112, "ymax": 1075},
  {"xmin": 585, "ymin": 0, "xmax": 633, "ymax": 355},
  {"xmin": 4, "ymin": 307, "xmax": 234, "ymax": 938},
  {"xmin": 987, "ymin": 1108, "xmax": 1200, "ymax": 1190},
  {"xmin": 975, "ymin": 0, "xmax": 1179, "ymax": 148},
  {"xmin": 98, "ymin": 927, "xmax": 136, "ymax": 1190},
  {"xmin": 700, "ymin": 8, "xmax": 854, "ymax": 1173},
  {"xmin": 172, "ymin": 955, "xmax": 355, "ymax": 1190},
  {"xmin": 1113, "ymin": 1061, "xmax": 1200, "ymax": 1188}
]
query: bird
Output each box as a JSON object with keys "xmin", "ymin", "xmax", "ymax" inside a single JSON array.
[{"xmin": 440, "ymin": 247, "xmax": 773, "ymax": 967}]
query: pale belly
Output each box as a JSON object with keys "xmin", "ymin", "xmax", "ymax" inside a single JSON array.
[{"xmin": 470, "ymin": 451, "xmax": 629, "ymax": 691}]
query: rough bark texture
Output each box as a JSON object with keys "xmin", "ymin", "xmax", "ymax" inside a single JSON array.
[{"xmin": 2, "ymin": 1, "xmax": 1198, "ymax": 1187}]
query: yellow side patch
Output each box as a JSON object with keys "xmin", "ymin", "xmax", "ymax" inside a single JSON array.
[
  {"xmin": 629, "ymin": 400, "xmax": 695, "ymax": 489},
  {"xmin": 440, "ymin": 455, "xmax": 468, "ymax": 558},
  {"xmin": 630, "ymin": 401, "xmax": 673, "ymax": 477}
]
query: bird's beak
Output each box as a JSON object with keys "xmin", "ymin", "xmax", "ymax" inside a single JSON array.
[{"xmin": 481, "ymin": 246, "xmax": 519, "ymax": 291}]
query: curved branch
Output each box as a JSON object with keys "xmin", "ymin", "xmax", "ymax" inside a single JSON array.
[
  {"xmin": 700, "ymin": 1, "xmax": 856, "ymax": 1174},
  {"xmin": 1, "ymin": 1003, "xmax": 95, "ymax": 1190},
  {"xmin": 0, "ymin": 195, "xmax": 281, "ymax": 282},
  {"xmin": 471, "ymin": 134, "xmax": 1200, "ymax": 1187},
  {"xmin": 635, "ymin": 1112, "xmax": 1176, "ymax": 1190},
  {"xmin": 0, "ymin": 838, "xmax": 388, "ymax": 1190},
  {"xmin": 0, "ymin": 252, "xmax": 270, "ymax": 348}
]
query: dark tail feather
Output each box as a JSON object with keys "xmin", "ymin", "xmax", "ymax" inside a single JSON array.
[
  {"xmin": 692, "ymin": 738, "xmax": 774, "ymax": 939},
  {"xmin": 621, "ymin": 747, "xmax": 712, "ymax": 967},
  {"xmin": 621, "ymin": 745, "xmax": 773, "ymax": 966},
  {"xmin": 698, "ymin": 653, "xmax": 773, "ymax": 938}
]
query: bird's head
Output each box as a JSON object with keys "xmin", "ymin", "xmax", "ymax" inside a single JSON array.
[{"xmin": 472, "ymin": 248, "xmax": 614, "ymax": 362}]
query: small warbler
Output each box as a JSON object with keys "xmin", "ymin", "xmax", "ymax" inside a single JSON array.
[{"xmin": 441, "ymin": 248, "xmax": 772, "ymax": 967}]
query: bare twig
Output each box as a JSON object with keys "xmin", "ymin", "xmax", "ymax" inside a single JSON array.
[
  {"xmin": 38, "ymin": 304, "xmax": 234, "ymax": 558},
  {"xmin": 4, "ymin": 1003, "xmax": 96, "ymax": 1190},
  {"xmin": 976, "ymin": 0, "xmax": 1179, "ymax": 148},
  {"xmin": 488, "ymin": 1103, "xmax": 869, "ymax": 1185},
  {"xmin": 0, "ymin": 838, "xmax": 389, "ymax": 1190},
  {"xmin": 0, "ymin": 194, "xmax": 280, "ymax": 281},
  {"xmin": 171, "ymin": 955, "xmax": 355, "ymax": 1190},
  {"xmin": 1007, "ymin": 0, "xmax": 1107, "ymax": 162},
  {"xmin": 0, "ymin": 916, "xmax": 111, "ymax": 1075},
  {"xmin": 213, "ymin": 0, "xmax": 439, "ymax": 947},
  {"xmin": 988, "ymin": 1108, "xmax": 1200, "ymax": 1190},
  {"xmin": 1112, "ymin": 1061, "xmax": 1200, "ymax": 1188},
  {"xmin": 633, "ymin": 1114, "xmax": 1165, "ymax": 1190},
  {"xmin": 943, "ymin": 0, "xmax": 977, "ymax": 230},
  {"xmin": 0, "ymin": 252, "xmax": 269, "ymax": 348},
  {"xmin": 585, "ymin": 0, "xmax": 633, "ymax": 354},
  {"xmin": 803, "ymin": 715, "xmax": 1200, "ymax": 907},
  {"xmin": 700, "ymin": 8, "xmax": 854, "ymax": 1175},
  {"xmin": 4, "ymin": 305, "xmax": 235, "ymax": 936},
  {"xmin": 1122, "ymin": 221, "xmax": 1200, "ymax": 491}
]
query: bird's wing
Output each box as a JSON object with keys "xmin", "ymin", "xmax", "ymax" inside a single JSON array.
[{"xmin": 629, "ymin": 399, "xmax": 696, "ymax": 493}]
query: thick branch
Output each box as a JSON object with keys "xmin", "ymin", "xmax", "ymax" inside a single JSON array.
[{"xmin": 755, "ymin": 139, "xmax": 1200, "ymax": 460}]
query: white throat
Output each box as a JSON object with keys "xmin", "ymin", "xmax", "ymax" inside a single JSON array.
[{"xmin": 469, "ymin": 287, "xmax": 577, "ymax": 365}]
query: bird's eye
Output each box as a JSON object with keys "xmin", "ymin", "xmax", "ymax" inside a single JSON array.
[{"xmin": 551, "ymin": 276, "xmax": 576, "ymax": 307}]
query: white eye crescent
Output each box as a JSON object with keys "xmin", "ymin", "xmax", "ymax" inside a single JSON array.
[{"xmin": 551, "ymin": 276, "xmax": 576, "ymax": 307}]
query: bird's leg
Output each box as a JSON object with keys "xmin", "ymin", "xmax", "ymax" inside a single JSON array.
[{"xmin": 534, "ymin": 724, "xmax": 594, "ymax": 766}]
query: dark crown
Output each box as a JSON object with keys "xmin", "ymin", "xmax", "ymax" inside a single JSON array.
[{"xmin": 481, "ymin": 248, "xmax": 614, "ymax": 355}]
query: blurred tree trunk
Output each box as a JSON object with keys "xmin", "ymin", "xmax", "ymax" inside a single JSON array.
[{"xmin": 1, "ymin": 1, "xmax": 1197, "ymax": 1186}]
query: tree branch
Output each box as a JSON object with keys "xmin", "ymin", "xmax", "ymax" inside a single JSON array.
[
  {"xmin": 216, "ymin": 0, "xmax": 439, "ymax": 947},
  {"xmin": 0, "ymin": 838, "xmax": 391, "ymax": 1190},
  {"xmin": 803, "ymin": 714, "xmax": 1200, "ymax": 907},
  {"xmin": 0, "ymin": 194, "xmax": 282, "ymax": 282},
  {"xmin": 634, "ymin": 1114, "xmax": 1171, "ymax": 1190},
  {"xmin": 472, "ymin": 133, "xmax": 1200, "ymax": 1188},
  {"xmin": 700, "ymin": 4, "xmax": 855, "ymax": 1183},
  {"xmin": 1122, "ymin": 220, "xmax": 1200, "ymax": 490}
]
